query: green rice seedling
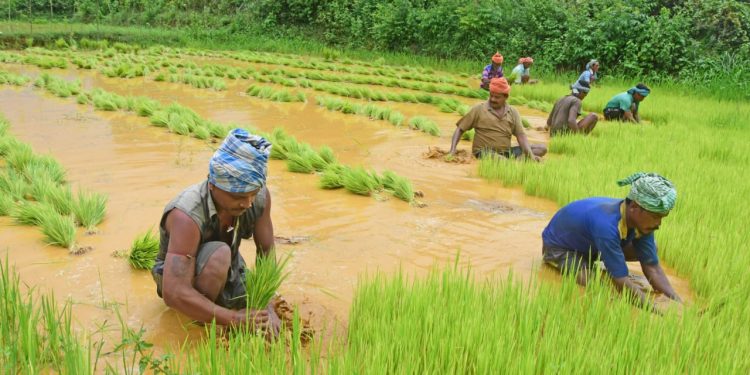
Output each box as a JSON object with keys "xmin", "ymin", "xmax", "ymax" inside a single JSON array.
[
  {"xmin": 0, "ymin": 70, "xmax": 30, "ymax": 86},
  {"xmin": 381, "ymin": 170, "xmax": 414, "ymax": 202},
  {"xmin": 438, "ymin": 101, "xmax": 455, "ymax": 113},
  {"xmin": 457, "ymin": 104, "xmax": 471, "ymax": 116},
  {"xmin": 462, "ymin": 128, "xmax": 475, "ymax": 141},
  {"xmin": 206, "ymin": 122, "xmax": 230, "ymax": 138},
  {"xmin": 128, "ymin": 230, "xmax": 160, "ymax": 270},
  {"xmin": 211, "ymin": 79, "xmax": 227, "ymax": 91},
  {"xmin": 167, "ymin": 115, "xmax": 191, "ymax": 135},
  {"xmin": 0, "ymin": 169, "xmax": 30, "ymax": 201},
  {"xmin": 389, "ymin": 112, "xmax": 405, "ymax": 126},
  {"xmin": 132, "ymin": 97, "xmax": 161, "ymax": 117},
  {"xmin": 149, "ymin": 110, "xmax": 169, "ymax": 127},
  {"xmin": 76, "ymin": 93, "xmax": 91, "ymax": 105},
  {"xmin": 39, "ymin": 213, "xmax": 77, "ymax": 249},
  {"xmin": 0, "ymin": 194, "xmax": 13, "ymax": 216},
  {"xmin": 415, "ymin": 93, "xmax": 434, "ymax": 103},
  {"xmin": 521, "ymin": 118, "xmax": 531, "ymax": 129},
  {"xmin": 192, "ymin": 126, "xmax": 211, "ymax": 140},
  {"xmin": 318, "ymin": 146, "xmax": 337, "ymax": 165},
  {"xmin": 243, "ymin": 254, "xmax": 290, "ymax": 310},
  {"xmin": 34, "ymin": 182, "xmax": 74, "ymax": 216},
  {"xmin": 341, "ymin": 167, "xmax": 379, "ymax": 196},
  {"xmin": 408, "ymin": 116, "xmax": 441, "ymax": 136},
  {"xmin": 72, "ymin": 190, "xmax": 107, "ymax": 230},
  {"xmin": 11, "ymin": 201, "xmax": 58, "ymax": 226},
  {"xmin": 286, "ymin": 153, "xmax": 315, "ymax": 174},
  {"xmin": 5, "ymin": 142, "xmax": 34, "ymax": 171},
  {"xmin": 319, "ymin": 165, "xmax": 345, "ymax": 189},
  {"xmin": 23, "ymin": 155, "xmax": 65, "ymax": 184},
  {"xmin": 154, "ymin": 73, "xmax": 166, "ymax": 82}
]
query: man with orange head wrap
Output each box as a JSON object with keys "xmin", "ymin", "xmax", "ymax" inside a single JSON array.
[
  {"xmin": 450, "ymin": 78, "xmax": 547, "ymax": 161},
  {"xmin": 480, "ymin": 52, "xmax": 505, "ymax": 90}
]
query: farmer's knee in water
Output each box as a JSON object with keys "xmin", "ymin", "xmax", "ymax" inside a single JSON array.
[{"xmin": 195, "ymin": 244, "xmax": 231, "ymax": 301}]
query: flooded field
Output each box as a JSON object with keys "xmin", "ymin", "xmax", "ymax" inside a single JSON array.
[{"xmin": 0, "ymin": 46, "xmax": 695, "ymax": 362}]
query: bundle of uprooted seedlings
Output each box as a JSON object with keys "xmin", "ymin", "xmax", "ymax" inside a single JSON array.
[
  {"xmin": 128, "ymin": 229, "xmax": 160, "ymax": 270},
  {"xmin": 408, "ymin": 116, "xmax": 441, "ymax": 136},
  {"xmin": 243, "ymin": 253, "xmax": 290, "ymax": 310},
  {"xmin": 341, "ymin": 167, "xmax": 381, "ymax": 196},
  {"xmin": 381, "ymin": 171, "xmax": 415, "ymax": 202}
]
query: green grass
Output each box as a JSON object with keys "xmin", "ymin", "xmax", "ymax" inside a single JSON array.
[
  {"xmin": 128, "ymin": 230, "xmax": 160, "ymax": 270},
  {"xmin": 461, "ymin": 128, "xmax": 475, "ymax": 141},
  {"xmin": 381, "ymin": 170, "xmax": 415, "ymax": 203},
  {"xmin": 408, "ymin": 116, "xmax": 441, "ymax": 136},
  {"xmin": 243, "ymin": 254, "xmax": 289, "ymax": 310},
  {"xmin": 72, "ymin": 190, "xmax": 107, "ymax": 231},
  {"xmin": 341, "ymin": 167, "xmax": 380, "ymax": 196},
  {"xmin": 39, "ymin": 213, "xmax": 77, "ymax": 249},
  {"xmin": 11, "ymin": 201, "xmax": 58, "ymax": 226},
  {"xmin": 246, "ymin": 84, "xmax": 306, "ymax": 102},
  {"xmin": 0, "ymin": 70, "xmax": 30, "ymax": 86}
]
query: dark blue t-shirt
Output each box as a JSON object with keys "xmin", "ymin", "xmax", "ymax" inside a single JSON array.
[{"xmin": 541, "ymin": 197, "xmax": 659, "ymax": 278}]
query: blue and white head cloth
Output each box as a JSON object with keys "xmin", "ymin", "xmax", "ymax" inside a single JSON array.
[
  {"xmin": 572, "ymin": 80, "xmax": 591, "ymax": 95},
  {"xmin": 208, "ymin": 128, "xmax": 272, "ymax": 193},
  {"xmin": 627, "ymin": 83, "xmax": 651, "ymax": 97},
  {"xmin": 585, "ymin": 59, "xmax": 598, "ymax": 71}
]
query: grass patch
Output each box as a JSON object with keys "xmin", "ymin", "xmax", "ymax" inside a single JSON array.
[{"xmin": 39, "ymin": 213, "xmax": 77, "ymax": 249}]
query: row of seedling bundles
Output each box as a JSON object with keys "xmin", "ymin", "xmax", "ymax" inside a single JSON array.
[{"xmin": 0, "ymin": 117, "xmax": 106, "ymax": 252}]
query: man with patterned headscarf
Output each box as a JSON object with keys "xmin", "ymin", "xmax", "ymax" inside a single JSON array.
[
  {"xmin": 547, "ymin": 80, "xmax": 599, "ymax": 136},
  {"xmin": 541, "ymin": 172, "xmax": 682, "ymax": 310},
  {"xmin": 480, "ymin": 52, "xmax": 505, "ymax": 90},
  {"xmin": 151, "ymin": 128, "xmax": 280, "ymax": 334},
  {"xmin": 450, "ymin": 77, "xmax": 547, "ymax": 161},
  {"xmin": 603, "ymin": 83, "xmax": 651, "ymax": 123}
]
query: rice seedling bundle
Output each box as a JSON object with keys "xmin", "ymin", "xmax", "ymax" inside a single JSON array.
[
  {"xmin": 34, "ymin": 182, "xmax": 74, "ymax": 216},
  {"xmin": 206, "ymin": 122, "xmax": 230, "ymax": 139},
  {"xmin": 381, "ymin": 171, "xmax": 414, "ymax": 202},
  {"xmin": 72, "ymin": 190, "xmax": 107, "ymax": 230},
  {"xmin": 457, "ymin": 104, "xmax": 471, "ymax": 116},
  {"xmin": 0, "ymin": 169, "xmax": 30, "ymax": 201},
  {"xmin": 286, "ymin": 153, "xmax": 316, "ymax": 174},
  {"xmin": 462, "ymin": 128, "xmax": 475, "ymax": 141},
  {"xmin": 132, "ymin": 97, "xmax": 161, "ymax": 117},
  {"xmin": 0, "ymin": 194, "xmax": 13, "ymax": 216},
  {"xmin": 319, "ymin": 165, "xmax": 345, "ymax": 189},
  {"xmin": 0, "ymin": 135, "xmax": 23, "ymax": 156},
  {"xmin": 154, "ymin": 73, "xmax": 166, "ymax": 82},
  {"xmin": 521, "ymin": 118, "xmax": 531, "ymax": 129},
  {"xmin": 244, "ymin": 254, "xmax": 290, "ymax": 310},
  {"xmin": 39, "ymin": 213, "xmax": 77, "ymax": 249},
  {"xmin": 341, "ymin": 167, "xmax": 379, "ymax": 196},
  {"xmin": 11, "ymin": 201, "xmax": 58, "ymax": 226},
  {"xmin": 149, "ymin": 110, "xmax": 169, "ymax": 127},
  {"xmin": 388, "ymin": 112, "xmax": 405, "ymax": 126},
  {"xmin": 0, "ymin": 71, "xmax": 29, "ymax": 86},
  {"xmin": 5, "ymin": 142, "xmax": 34, "ymax": 171},
  {"xmin": 128, "ymin": 230, "xmax": 160, "ymax": 270},
  {"xmin": 408, "ymin": 117, "xmax": 441, "ymax": 136},
  {"xmin": 318, "ymin": 146, "xmax": 337, "ymax": 165},
  {"xmin": 23, "ymin": 155, "xmax": 66, "ymax": 185}
]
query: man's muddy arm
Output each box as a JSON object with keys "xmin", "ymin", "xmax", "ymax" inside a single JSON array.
[
  {"xmin": 623, "ymin": 111, "xmax": 637, "ymax": 123},
  {"xmin": 253, "ymin": 188, "xmax": 275, "ymax": 259},
  {"xmin": 642, "ymin": 262, "xmax": 682, "ymax": 302},
  {"xmin": 161, "ymin": 210, "xmax": 249, "ymax": 326},
  {"xmin": 515, "ymin": 132, "xmax": 540, "ymax": 161},
  {"xmin": 449, "ymin": 127, "xmax": 464, "ymax": 154}
]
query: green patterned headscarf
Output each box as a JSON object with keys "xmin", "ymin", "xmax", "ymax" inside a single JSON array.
[{"xmin": 617, "ymin": 172, "xmax": 676, "ymax": 213}]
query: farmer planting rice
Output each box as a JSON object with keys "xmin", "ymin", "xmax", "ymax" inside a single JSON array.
[
  {"xmin": 541, "ymin": 172, "xmax": 683, "ymax": 311},
  {"xmin": 575, "ymin": 59, "xmax": 599, "ymax": 86},
  {"xmin": 603, "ymin": 83, "xmax": 650, "ymax": 123},
  {"xmin": 510, "ymin": 57, "xmax": 535, "ymax": 84},
  {"xmin": 480, "ymin": 52, "xmax": 504, "ymax": 90},
  {"xmin": 547, "ymin": 80, "xmax": 599, "ymax": 136},
  {"xmin": 151, "ymin": 128, "xmax": 281, "ymax": 334},
  {"xmin": 449, "ymin": 77, "xmax": 547, "ymax": 161}
]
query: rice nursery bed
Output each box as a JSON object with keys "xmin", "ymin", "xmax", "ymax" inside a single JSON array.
[{"xmin": 1, "ymin": 37, "xmax": 748, "ymax": 372}]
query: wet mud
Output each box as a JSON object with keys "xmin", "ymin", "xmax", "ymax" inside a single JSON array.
[{"xmin": 0, "ymin": 54, "xmax": 694, "ymax": 355}]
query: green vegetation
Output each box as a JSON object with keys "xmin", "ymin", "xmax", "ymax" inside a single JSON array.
[
  {"xmin": 39, "ymin": 213, "xmax": 77, "ymax": 249},
  {"xmin": 246, "ymin": 84, "xmax": 306, "ymax": 102},
  {"xmin": 33, "ymin": 73, "xmax": 81, "ymax": 98},
  {"xmin": 128, "ymin": 230, "xmax": 160, "ymax": 270},
  {"xmin": 72, "ymin": 190, "xmax": 107, "ymax": 231},
  {"xmin": 408, "ymin": 116, "xmax": 441, "ymax": 136},
  {"xmin": 243, "ymin": 254, "xmax": 289, "ymax": 310},
  {"xmin": 0, "ymin": 70, "xmax": 29, "ymax": 85}
]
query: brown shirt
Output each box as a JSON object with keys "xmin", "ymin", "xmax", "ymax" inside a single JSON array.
[
  {"xmin": 457, "ymin": 102, "xmax": 525, "ymax": 154},
  {"xmin": 547, "ymin": 95, "xmax": 582, "ymax": 134}
]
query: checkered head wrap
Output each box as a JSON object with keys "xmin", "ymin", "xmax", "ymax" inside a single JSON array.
[{"xmin": 209, "ymin": 128, "xmax": 272, "ymax": 193}]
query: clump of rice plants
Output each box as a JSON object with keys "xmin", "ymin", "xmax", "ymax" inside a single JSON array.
[
  {"xmin": 341, "ymin": 167, "xmax": 380, "ymax": 196},
  {"xmin": 23, "ymin": 155, "xmax": 66, "ymax": 184},
  {"xmin": 381, "ymin": 170, "xmax": 414, "ymax": 202},
  {"xmin": 11, "ymin": 201, "xmax": 58, "ymax": 226},
  {"xmin": 527, "ymin": 100, "xmax": 553, "ymax": 113},
  {"xmin": 388, "ymin": 112, "xmax": 405, "ymax": 127},
  {"xmin": 39, "ymin": 213, "xmax": 77, "ymax": 249},
  {"xmin": 33, "ymin": 182, "xmax": 74, "ymax": 216},
  {"xmin": 72, "ymin": 190, "xmax": 107, "ymax": 231},
  {"xmin": 408, "ymin": 116, "xmax": 441, "ymax": 136},
  {"xmin": 0, "ymin": 168, "xmax": 31, "ymax": 201},
  {"xmin": 246, "ymin": 85, "xmax": 306, "ymax": 102},
  {"xmin": 319, "ymin": 165, "xmax": 345, "ymax": 189},
  {"xmin": 34, "ymin": 73, "xmax": 81, "ymax": 98},
  {"xmin": 90, "ymin": 89, "xmax": 127, "ymax": 111},
  {"xmin": 522, "ymin": 118, "xmax": 531, "ymax": 129},
  {"xmin": 131, "ymin": 96, "xmax": 161, "ymax": 117},
  {"xmin": 0, "ymin": 70, "xmax": 30, "ymax": 86},
  {"xmin": 318, "ymin": 146, "xmax": 337, "ymax": 165},
  {"xmin": 243, "ymin": 254, "xmax": 290, "ymax": 310},
  {"xmin": 462, "ymin": 128, "xmax": 475, "ymax": 141},
  {"xmin": 128, "ymin": 230, "xmax": 160, "ymax": 270},
  {"xmin": 0, "ymin": 194, "xmax": 13, "ymax": 216},
  {"xmin": 457, "ymin": 104, "xmax": 471, "ymax": 116},
  {"xmin": 286, "ymin": 153, "xmax": 316, "ymax": 174}
]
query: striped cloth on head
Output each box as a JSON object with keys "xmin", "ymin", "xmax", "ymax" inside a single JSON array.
[
  {"xmin": 208, "ymin": 128, "xmax": 272, "ymax": 193},
  {"xmin": 617, "ymin": 172, "xmax": 676, "ymax": 213}
]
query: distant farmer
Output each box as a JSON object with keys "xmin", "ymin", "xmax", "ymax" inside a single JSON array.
[
  {"xmin": 603, "ymin": 83, "xmax": 650, "ymax": 123},
  {"xmin": 576, "ymin": 59, "xmax": 599, "ymax": 86},
  {"xmin": 151, "ymin": 128, "xmax": 280, "ymax": 334},
  {"xmin": 542, "ymin": 172, "xmax": 682, "ymax": 311},
  {"xmin": 547, "ymin": 80, "xmax": 598, "ymax": 136},
  {"xmin": 480, "ymin": 52, "xmax": 504, "ymax": 90},
  {"xmin": 450, "ymin": 77, "xmax": 547, "ymax": 161},
  {"xmin": 510, "ymin": 57, "xmax": 534, "ymax": 84}
]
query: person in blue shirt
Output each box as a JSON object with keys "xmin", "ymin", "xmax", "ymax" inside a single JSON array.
[
  {"xmin": 541, "ymin": 172, "xmax": 682, "ymax": 310},
  {"xmin": 575, "ymin": 59, "xmax": 599, "ymax": 86},
  {"xmin": 603, "ymin": 83, "xmax": 650, "ymax": 123}
]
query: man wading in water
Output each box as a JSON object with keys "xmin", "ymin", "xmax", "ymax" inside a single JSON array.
[
  {"xmin": 541, "ymin": 173, "xmax": 683, "ymax": 313},
  {"xmin": 449, "ymin": 77, "xmax": 547, "ymax": 160},
  {"xmin": 151, "ymin": 128, "xmax": 280, "ymax": 335}
]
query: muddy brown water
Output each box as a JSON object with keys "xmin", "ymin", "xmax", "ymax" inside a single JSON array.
[{"xmin": 0, "ymin": 58, "xmax": 692, "ymax": 355}]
